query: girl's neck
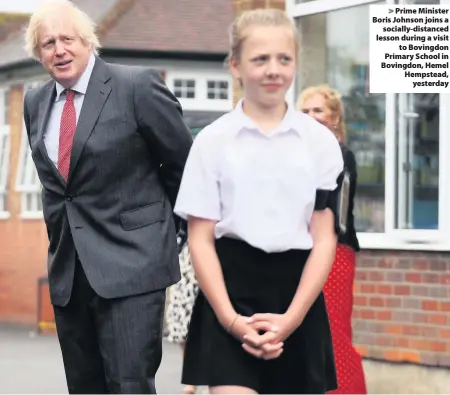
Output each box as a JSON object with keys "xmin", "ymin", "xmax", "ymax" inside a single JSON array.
[{"xmin": 242, "ymin": 99, "xmax": 287, "ymax": 133}]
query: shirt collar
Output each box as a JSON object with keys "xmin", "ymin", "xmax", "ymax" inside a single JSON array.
[
  {"xmin": 233, "ymin": 98, "xmax": 300, "ymax": 136},
  {"xmin": 55, "ymin": 53, "xmax": 96, "ymax": 101}
]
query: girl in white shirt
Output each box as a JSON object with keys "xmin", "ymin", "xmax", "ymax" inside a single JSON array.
[{"xmin": 174, "ymin": 8, "xmax": 343, "ymax": 395}]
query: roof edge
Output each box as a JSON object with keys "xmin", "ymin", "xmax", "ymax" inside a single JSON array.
[
  {"xmin": 0, "ymin": 58, "xmax": 37, "ymax": 73},
  {"xmin": 100, "ymin": 48, "xmax": 228, "ymax": 62},
  {"xmin": 97, "ymin": 0, "xmax": 139, "ymax": 39},
  {"xmin": 0, "ymin": 48, "xmax": 227, "ymax": 73}
]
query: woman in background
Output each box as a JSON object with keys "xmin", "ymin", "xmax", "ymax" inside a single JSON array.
[
  {"xmin": 298, "ymin": 85, "xmax": 367, "ymax": 394},
  {"xmin": 165, "ymin": 224, "xmax": 199, "ymax": 394}
]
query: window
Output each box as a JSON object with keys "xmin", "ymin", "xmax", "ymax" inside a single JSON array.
[
  {"xmin": 296, "ymin": 2, "xmax": 386, "ymax": 233},
  {"xmin": 0, "ymin": 126, "xmax": 10, "ymax": 217},
  {"xmin": 16, "ymin": 144, "xmax": 42, "ymax": 218},
  {"xmin": 166, "ymin": 71, "xmax": 233, "ymax": 112},
  {"xmin": 207, "ymin": 80, "xmax": 229, "ymax": 100},
  {"xmin": 4, "ymin": 89, "xmax": 10, "ymax": 125},
  {"xmin": 289, "ymin": 0, "xmax": 450, "ymax": 250},
  {"xmin": 16, "ymin": 82, "xmax": 42, "ymax": 219},
  {"xmin": 393, "ymin": 0, "xmax": 441, "ymax": 231},
  {"xmin": 173, "ymin": 79, "xmax": 196, "ymax": 99},
  {"xmin": 395, "ymin": 93, "xmax": 439, "ymax": 230},
  {"xmin": 0, "ymin": 88, "xmax": 10, "ymax": 218}
]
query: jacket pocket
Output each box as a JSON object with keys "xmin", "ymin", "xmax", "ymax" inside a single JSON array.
[{"xmin": 119, "ymin": 202, "xmax": 165, "ymax": 231}]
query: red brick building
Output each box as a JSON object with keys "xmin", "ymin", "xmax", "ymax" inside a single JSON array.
[
  {"xmin": 0, "ymin": 0, "xmax": 233, "ymax": 326},
  {"xmin": 0, "ymin": 0, "xmax": 449, "ymax": 370}
]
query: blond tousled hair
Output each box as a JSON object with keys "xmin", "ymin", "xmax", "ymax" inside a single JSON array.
[
  {"xmin": 24, "ymin": 0, "xmax": 101, "ymax": 61},
  {"xmin": 296, "ymin": 84, "xmax": 346, "ymax": 143},
  {"xmin": 228, "ymin": 8, "xmax": 300, "ymax": 63}
]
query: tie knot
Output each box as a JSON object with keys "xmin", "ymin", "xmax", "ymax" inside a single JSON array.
[{"xmin": 65, "ymin": 89, "xmax": 75, "ymax": 102}]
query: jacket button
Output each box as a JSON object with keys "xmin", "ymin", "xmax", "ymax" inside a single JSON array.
[{"xmin": 66, "ymin": 196, "xmax": 73, "ymax": 202}]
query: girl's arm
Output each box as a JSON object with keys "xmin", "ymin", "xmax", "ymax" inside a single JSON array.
[
  {"xmin": 188, "ymin": 216, "xmax": 236, "ymax": 327},
  {"xmin": 284, "ymin": 208, "xmax": 337, "ymax": 325},
  {"xmin": 188, "ymin": 216, "xmax": 284, "ymax": 359}
]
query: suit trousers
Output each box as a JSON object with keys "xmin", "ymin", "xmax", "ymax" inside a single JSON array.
[{"xmin": 53, "ymin": 258, "xmax": 166, "ymax": 394}]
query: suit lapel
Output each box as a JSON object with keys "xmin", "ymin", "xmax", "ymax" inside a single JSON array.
[
  {"xmin": 36, "ymin": 81, "xmax": 66, "ymax": 185},
  {"xmin": 67, "ymin": 58, "xmax": 111, "ymax": 184}
]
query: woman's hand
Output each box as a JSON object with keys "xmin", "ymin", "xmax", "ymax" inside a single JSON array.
[{"xmin": 228, "ymin": 315, "xmax": 284, "ymax": 360}]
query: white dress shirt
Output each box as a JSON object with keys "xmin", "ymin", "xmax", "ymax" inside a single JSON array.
[
  {"xmin": 174, "ymin": 99, "xmax": 344, "ymax": 253},
  {"xmin": 44, "ymin": 53, "xmax": 96, "ymax": 167}
]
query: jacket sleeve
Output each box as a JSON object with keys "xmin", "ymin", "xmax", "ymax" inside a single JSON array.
[{"xmin": 133, "ymin": 68, "xmax": 193, "ymax": 229}]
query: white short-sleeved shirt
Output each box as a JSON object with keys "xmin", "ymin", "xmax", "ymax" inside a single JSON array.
[{"xmin": 174, "ymin": 100, "xmax": 344, "ymax": 253}]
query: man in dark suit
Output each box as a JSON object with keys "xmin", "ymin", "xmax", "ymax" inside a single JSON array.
[{"xmin": 23, "ymin": 1, "xmax": 193, "ymax": 393}]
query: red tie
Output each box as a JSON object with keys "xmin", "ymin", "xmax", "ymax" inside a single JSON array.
[{"xmin": 58, "ymin": 89, "xmax": 76, "ymax": 181}]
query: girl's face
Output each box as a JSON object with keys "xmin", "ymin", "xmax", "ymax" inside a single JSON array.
[
  {"xmin": 300, "ymin": 93, "xmax": 338, "ymax": 131},
  {"xmin": 231, "ymin": 25, "xmax": 297, "ymax": 110}
]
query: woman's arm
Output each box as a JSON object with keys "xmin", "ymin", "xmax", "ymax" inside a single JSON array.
[{"xmin": 284, "ymin": 208, "xmax": 337, "ymax": 325}]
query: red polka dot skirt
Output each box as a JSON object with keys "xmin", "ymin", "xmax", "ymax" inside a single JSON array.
[{"xmin": 324, "ymin": 244, "xmax": 367, "ymax": 394}]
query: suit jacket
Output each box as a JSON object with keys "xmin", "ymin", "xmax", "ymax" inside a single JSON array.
[
  {"xmin": 23, "ymin": 57, "xmax": 193, "ymax": 306},
  {"xmin": 338, "ymin": 143, "xmax": 360, "ymax": 252}
]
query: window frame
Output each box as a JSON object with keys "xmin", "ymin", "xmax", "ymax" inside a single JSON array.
[
  {"xmin": 173, "ymin": 78, "xmax": 196, "ymax": 99},
  {"xmin": 287, "ymin": 0, "xmax": 450, "ymax": 250},
  {"xmin": 165, "ymin": 70, "xmax": 233, "ymax": 112},
  {"xmin": 16, "ymin": 81, "xmax": 43, "ymax": 220},
  {"xmin": 206, "ymin": 80, "xmax": 230, "ymax": 100},
  {"xmin": 0, "ymin": 87, "xmax": 11, "ymax": 219}
]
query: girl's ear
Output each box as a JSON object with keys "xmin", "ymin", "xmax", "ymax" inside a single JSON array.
[{"xmin": 229, "ymin": 56, "xmax": 241, "ymax": 80}]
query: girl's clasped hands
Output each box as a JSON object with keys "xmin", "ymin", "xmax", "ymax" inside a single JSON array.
[{"xmin": 229, "ymin": 313, "xmax": 298, "ymax": 360}]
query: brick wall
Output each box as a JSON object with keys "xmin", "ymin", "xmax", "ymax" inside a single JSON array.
[
  {"xmin": 354, "ymin": 251, "xmax": 450, "ymax": 367},
  {"xmin": 0, "ymin": 84, "xmax": 48, "ymax": 327},
  {"xmin": 1, "ymin": 0, "xmax": 449, "ymax": 370},
  {"xmin": 0, "ymin": 69, "xmax": 171, "ymax": 328}
]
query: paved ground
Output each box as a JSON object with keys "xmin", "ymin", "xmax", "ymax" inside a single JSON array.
[
  {"xmin": 0, "ymin": 326, "xmax": 185, "ymax": 394},
  {"xmin": 1, "ymin": 326, "xmax": 449, "ymax": 394}
]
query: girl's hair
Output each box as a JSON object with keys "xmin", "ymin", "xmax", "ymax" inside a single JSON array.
[
  {"xmin": 296, "ymin": 84, "xmax": 346, "ymax": 142},
  {"xmin": 228, "ymin": 8, "xmax": 299, "ymax": 62},
  {"xmin": 24, "ymin": 0, "xmax": 101, "ymax": 60}
]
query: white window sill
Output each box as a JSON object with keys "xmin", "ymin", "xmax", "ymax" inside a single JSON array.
[
  {"xmin": 358, "ymin": 232, "xmax": 450, "ymax": 251},
  {"xmin": 19, "ymin": 212, "xmax": 43, "ymax": 220},
  {"xmin": 7, "ymin": 212, "xmax": 450, "ymax": 250},
  {"xmin": 0, "ymin": 212, "xmax": 11, "ymax": 220}
]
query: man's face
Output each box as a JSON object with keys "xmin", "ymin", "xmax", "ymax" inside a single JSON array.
[{"xmin": 37, "ymin": 17, "xmax": 91, "ymax": 88}]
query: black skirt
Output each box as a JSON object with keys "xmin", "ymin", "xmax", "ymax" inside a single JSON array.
[{"xmin": 182, "ymin": 237, "xmax": 337, "ymax": 394}]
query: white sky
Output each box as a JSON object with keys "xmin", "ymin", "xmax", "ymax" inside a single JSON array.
[{"xmin": 0, "ymin": 0, "xmax": 58, "ymax": 13}]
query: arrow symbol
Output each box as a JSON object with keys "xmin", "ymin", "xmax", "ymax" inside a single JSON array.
[{"xmin": 389, "ymin": 8, "xmax": 393, "ymax": 13}]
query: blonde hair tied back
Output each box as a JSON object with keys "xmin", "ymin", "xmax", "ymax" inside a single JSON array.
[{"xmin": 226, "ymin": 8, "xmax": 300, "ymax": 65}]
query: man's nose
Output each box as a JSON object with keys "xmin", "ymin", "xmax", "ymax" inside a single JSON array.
[{"xmin": 55, "ymin": 40, "xmax": 66, "ymax": 56}]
